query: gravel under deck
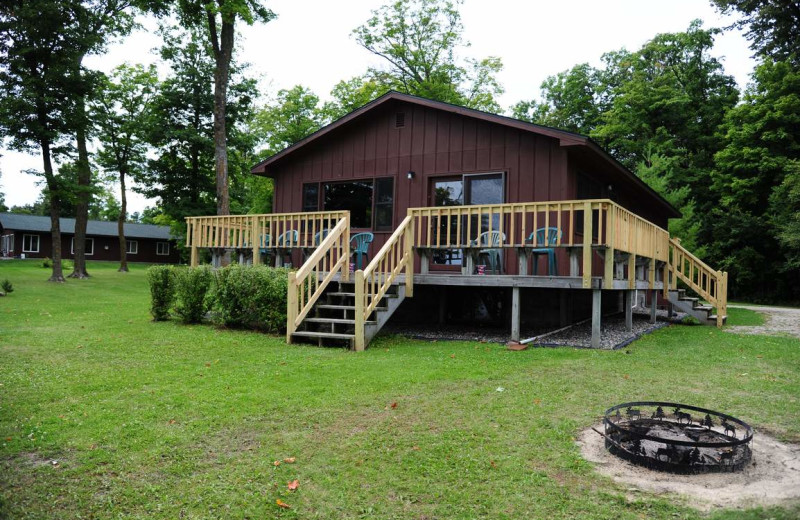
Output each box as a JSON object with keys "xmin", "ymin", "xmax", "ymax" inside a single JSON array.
[{"xmin": 384, "ymin": 309, "xmax": 684, "ymax": 349}]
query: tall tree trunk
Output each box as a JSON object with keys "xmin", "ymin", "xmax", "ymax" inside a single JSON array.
[
  {"xmin": 41, "ymin": 140, "xmax": 64, "ymax": 282},
  {"xmin": 211, "ymin": 17, "xmax": 234, "ymax": 216},
  {"xmin": 70, "ymin": 95, "xmax": 91, "ymax": 279},
  {"xmin": 118, "ymin": 169, "xmax": 128, "ymax": 272}
]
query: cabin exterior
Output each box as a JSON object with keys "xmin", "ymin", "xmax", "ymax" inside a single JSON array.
[
  {"xmin": 0, "ymin": 213, "xmax": 181, "ymax": 264},
  {"xmin": 186, "ymin": 92, "xmax": 728, "ymax": 350}
]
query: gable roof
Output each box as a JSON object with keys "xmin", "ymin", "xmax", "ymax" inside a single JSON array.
[
  {"xmin": 0, "ymin": 213, "xmax": 175, "ymax": 240},
  {"xmin": 251, "ymin": 90, "xmax": 680, "ymax": 219}
]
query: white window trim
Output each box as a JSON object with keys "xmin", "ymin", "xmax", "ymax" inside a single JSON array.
[
  {"xmin": 126, "ymin": 240, "xmax": 138, "ymax": 254},
  {"xmin": 71, "ymin": 237, "xmax": 94, "ymax": 256},
  {"xmin": 22, "ymin": 234, "xmax": 40, "ymax": 253},
  {"xmin": 156, "ymin": 241, "xmax": 170, "ymax": 256}
]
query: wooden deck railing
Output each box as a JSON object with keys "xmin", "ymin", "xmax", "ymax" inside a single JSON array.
[
  {"xmin": 669, "ymin": 238, "xmax": 728, "ymax": 326},
  {"xmin": 286, "ymin": 215, "xmax": 351, "ymax": 341},
  {"xmin": 185, "ymin": 211, "xmax": 348, "ymax": 266},
  {"xmin": 407, "ymin": 199, "xmax": 671, "ymax": 289},
  {"xmin": 353, "ymin": 215, "xmax": 414, "ymax": 351}
]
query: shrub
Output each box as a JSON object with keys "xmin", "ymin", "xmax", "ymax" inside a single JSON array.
[
  {"xmin": 212, "ymin": 265, "xmax": 289, "ymax": 332},
  {"xmin": 1, "ymin": 279, "xmax": 13, "ymax": 293},
  {"xmin": 174, "ymin": 266, "xmax": 213, "ymax": 324},
  {"xmin": 147, "ymin": 265, "xmax": 176, "ymax": 321},
  {"xmin": 42, "ymin": 257, "xmax": 52, "ymax": 268}
]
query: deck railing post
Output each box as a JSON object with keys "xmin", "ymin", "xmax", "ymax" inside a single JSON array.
[
  {"xmin": 405, "ymin": 216, "xmax": 414, "ymax": 297},
  {"xmin": 582, "ymin": 201, "xmax": 592, "ymax": 289},
  {"xmin": 343, "ymin": 212, "xmax": 351, "ymax": 282},
  {"xmin": 604, "ymin": 203, "xmax": 615, "ymax": 288},
  {"xmin": 354, "ymin": 270, "xmax": 365, "ymax": 351},
  {"xmin": 251, "ymin": 216, "xmax": 261, "ymax": 266},
  {"xmin": 286, "ymin": 271, "xmax": 298, "ymax": 343}
]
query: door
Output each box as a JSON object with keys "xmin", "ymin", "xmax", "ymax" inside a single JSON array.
[{"xmin": 430, "ymin": 177, "xmax": 464, "ymax": 269}]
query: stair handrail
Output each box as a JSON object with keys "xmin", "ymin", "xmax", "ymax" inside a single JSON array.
[
  {"xmin": 353, "ymin": 215, "xmax": 415, "ymax": 351},
  {"xmin": 286, "ymin": 215, "xmax": 350, "ymax": 342},
  {"xmin": 668, "ymin": 237, "xmax": 728, "ymax": 327}
]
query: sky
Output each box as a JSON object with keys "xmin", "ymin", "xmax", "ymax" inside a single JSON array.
[{"xmin": 0, "ymin": 0, "xmax": 754, "ymax": 215}]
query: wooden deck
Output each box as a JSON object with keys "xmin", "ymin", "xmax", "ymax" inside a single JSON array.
[{"xmin": 185, "ymin": 199, "xmax": 727, "ymax": 350}]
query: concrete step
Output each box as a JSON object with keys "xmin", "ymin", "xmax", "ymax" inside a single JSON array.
[
  {"xmin": 327, "ymin": 292, "xmax": 398, "ymax": 299},
  {"xmin": 709, "ymin": 315, "xmax": 728, "ymax": 324}
]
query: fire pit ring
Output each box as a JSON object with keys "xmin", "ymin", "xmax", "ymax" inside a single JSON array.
[{"xmin": 602, "ymin": 401, "xmax": 754, "ymax": 474}]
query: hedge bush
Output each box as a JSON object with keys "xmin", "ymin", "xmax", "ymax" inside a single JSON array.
[
  {"xmin": 212, "ymin": 264, "xmax": 289, "ymax": 332},
  {"xmin": 174, "ymin": 265, "xmax": 213, "ymax": 324},
  {"xmin": 146, "ymin": 265, "xmax": 176, "ymax": 321}
]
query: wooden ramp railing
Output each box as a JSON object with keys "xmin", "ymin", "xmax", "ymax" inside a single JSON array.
[
  {"xmin": 286, "ymin": 215, "xmax": 351, "ymax": 342},
  {"xmin": 353, "ymin": 215, "xmax": 415, "ymax": 351},
  {"xmin": 669, "ymin": 238, "xmax": 728, "ymax": 327}
]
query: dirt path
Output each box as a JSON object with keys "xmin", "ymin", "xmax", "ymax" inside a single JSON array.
[{"xmin": 727, "ymin": 305, "xmax": 800, "ymax": 339}]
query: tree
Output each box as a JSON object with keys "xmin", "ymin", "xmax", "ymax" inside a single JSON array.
[
  {"xmin": 353, "ymin": 0, "xmax": 504, "ymax": 113},
  {"xmin": 710, "ymin": 0, "xmax": 800, "ymax": 64},
  {"xmin": 0, "ymin": 172, "xmax": 7, "ymax": 213},
  {"xmin": 140, "ymin": 26, "xmax": 258, "ymax": 240},
  {"xmin": 512, "ymin": 63, "xmax": 602, "ymax": 134},
  {"xmin": 0, "ymin": 0, "xmax": 85, "ymax": 281},
  {"xmin": 175, "ymin": 0, "xmax": 275, "ymax": 217},
  {"xmin": 321, "ymin": 76, "xmax": 391, "ymax": 121},
  {"xmin": 92, "ymin": 63, "xmax": 158, "ymax": 271},
  {"xmin": 710, "ymin": 58, "xmax": 800, "ymax": 299},
  {"xmin": 253, "ymin": 85, "xmax": 326, "ymax": 156}
]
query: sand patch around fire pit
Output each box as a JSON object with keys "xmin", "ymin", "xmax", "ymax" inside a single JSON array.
[{"xmin": 577, "ymin": 424, "xmax": 800, "ymax": 511}]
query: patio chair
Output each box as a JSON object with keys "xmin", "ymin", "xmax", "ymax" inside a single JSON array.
[
  {"xmin": 273, "ymin": 230, "xmax": 299, "ymax": 267},
  {"xmin": 302, "ymin": 229, "xmax": 331, "ymax": 262},
  {"xmin": 472, "ymin": 231, "xmax": 505, "ymax": 274},
  {"xmin": 350, "ymin": 232, "xmax": 374, "ymax": 270},
  {"xmin": 527, "ymin": 227, "xmax": 561, "ymax": 275}
]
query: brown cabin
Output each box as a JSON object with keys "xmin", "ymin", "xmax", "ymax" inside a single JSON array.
[
  {"xmin": 186, "ymin": 92, "xmax": 727, "ymax": 350},
  {"xmin": 0, "ymin": 213, "xmax": 181, "ymax": 264}
]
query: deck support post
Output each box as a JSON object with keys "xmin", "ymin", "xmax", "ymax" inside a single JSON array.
[
  {"xmin": 190, "ymin": 246, "xmax": 199, "ymax": 267},
  {"xmin": 518, "ymin": 250, "xmax": 529, "ymax": 276},
  {"xmin": 650, "ymin": 289, "xmax": 657, "ymax": 324},
  {"xmin": 582, "ymin": 202, "xmax": 593, "ymax": 289},
  {"xmin": 591, "ymin": 289, "xmax": 601, "ymax": 349},
  {"xmin": 624, "ymin": 290, "xmax": 633, "ymax": 331},
  {"xmin": 511, "ymin": 286, "xmax": 521, "ymax": 342}
]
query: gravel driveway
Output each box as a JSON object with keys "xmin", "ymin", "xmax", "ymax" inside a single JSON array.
[{"xmin": 727, "ymin": 305, "xmax": 800, "ymax": 339}]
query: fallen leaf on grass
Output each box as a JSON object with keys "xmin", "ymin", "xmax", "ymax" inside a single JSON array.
[
  {"xmin": 390, "ymin": 402, "xmax": 398, "ymax": 409},
  {"xmin": 533, "ymin": 398, "xmax": 541, "ymax": 406},
  {"xmin": 276, "ymin": 499, "xmax": 290, "ymax": 509},
  {"xmin": 283, "ymin": 457, "xmax": 296, "ymax": 464},
  {"xmin": 168, "ymin": 419, "xmax": 176, "ymax": 425},
  {"xmin": 490, "ymin": 460, "xmax": 497, "ymax": 468},
  {"xmin": 411, "ymin": 446, "xmax": 420, "ymax": 451},
  {"xmin": 5, "ymin": 437, "xmax": 11, "ymax": 442},
  {"xmin": 287, "ymin": 479, "xmax": 299, "ymax": 491},
  {"xmin": 205, "ymin": 362, "xmax": 211, "ymax": 367},
  {"xmin": 273, "ymin": 460, "xmax": 282, "ymax": 467},
  {"xmin": 623, "ymin": 374, "xmax": 630, "ymax": 380}
]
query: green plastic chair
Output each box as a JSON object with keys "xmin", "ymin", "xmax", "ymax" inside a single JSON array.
[
  {"xmin": 527, "ymin": 227, "xmax": 561, "ymax": 275},
  {"xmin": 473, "ymin": 231, "xmax": 505, "ymax": 274},
  {"xmin": 350, "ymin": 232, "xmax": 374, "ymax": 270}
]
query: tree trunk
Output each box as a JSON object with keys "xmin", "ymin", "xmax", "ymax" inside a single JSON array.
[
  {"xmin": 41, "ymin": 140, "xmax": 64, "ymax": 282},
  {"xmin": 118, "ymin": 169, "xmax": 128, "ymax": 272},
  {"xmin": 69, "ymin": 95, "xmax": 91, "ymax": 279},
  {"xmin": 212, "ymin": 18, "xmax": 235, "ymax": 217}
]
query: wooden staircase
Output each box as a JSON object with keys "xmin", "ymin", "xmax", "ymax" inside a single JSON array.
[
  {"xmin": 668, "ymin": 288, "xmax": 727, "ymax": 326},
  {"xmin": 290, "ymin": 281, "xmax": 407, "ymax": 348}
]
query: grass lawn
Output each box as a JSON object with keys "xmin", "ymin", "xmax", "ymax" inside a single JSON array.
[
  {"xmin": 1, "ymin": 260, "xmax": 799, "ymax": 519},
  {"xmin": 725, "ymin": 307, "xmax": 767, "ymax": 326}
]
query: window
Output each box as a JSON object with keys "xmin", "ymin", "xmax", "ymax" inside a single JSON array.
[
  {"xmin": 324, "ymin": 180, "xmax": 374, "ymax": 228},
  {"xmin": 126, "ymin": 240, "xmax": 138, "ymax": 254},
  {"xmin": 22, "ymin": 234, "xmax": 40, "ymax": 253},
  {"xmin": 373, "ymin": 178, "xmax": 394, "ymax": 231},
  {"xmin": 156, "ymin": 242, "xmax": 170, "ymax": 255},
  {"xmin": 71, "ymin": 237, "xmax": 94, "ymax": 255},
  {"xmin": 302, "ymin": 183, "xmax": 319, "ymax": 212}
]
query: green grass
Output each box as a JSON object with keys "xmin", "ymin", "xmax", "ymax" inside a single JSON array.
[
  {"xmin": 726, "ymin": 307, "xmax": 767, "ymax": 326},
  {"xmin": 1, "ymin": 260, "xmax": 799, "ymax": 519}
]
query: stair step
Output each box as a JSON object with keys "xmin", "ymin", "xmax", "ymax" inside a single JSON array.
[
  {"xmin": 709, "ymin": 315, "xmax": 728, "ymax": 323},
  {"xmin": 680, "ymin": 297, "xmax": 699, "ymax": 303},
  {"xmin": 328, "ymin": 292, "xmax": 398, "ymax": 298},
  {"xmin": 292, "ymin": 331, "xmax": 354, "ymax": 340},
  {"xmin": 303, "ymin": 317, "xmax": 376, "ymax": 325},
  {"xmin": 695, "ymin": 305, "xmax": 713, "ymax": 312},
  {"xmin": 316, "ymin": 304, "xmax": 388, "ymax": 312}
]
